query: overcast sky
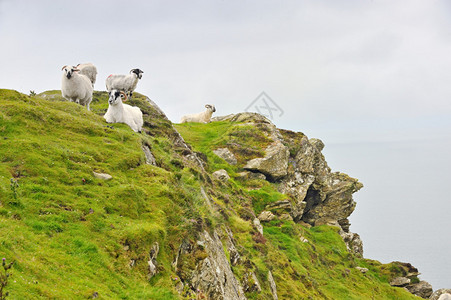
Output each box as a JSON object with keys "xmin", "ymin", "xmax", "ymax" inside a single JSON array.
[{"xmin": 1, "ymin": 0, "xmax": 450, "ymax": 290}]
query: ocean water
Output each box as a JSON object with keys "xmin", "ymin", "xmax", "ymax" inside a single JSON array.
[{"xmin": 323, "ymin": 137, "xmax": 451, "ymax": 290}]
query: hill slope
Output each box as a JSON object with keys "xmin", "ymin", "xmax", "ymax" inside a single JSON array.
[{"xmin": 0, "ymin": 89, "xmax": 421, "ymax": 299}]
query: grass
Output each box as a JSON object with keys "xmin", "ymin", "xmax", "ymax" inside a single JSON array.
[{"xmin": 0, "ymin": 89, "xmax": 419, "ymax": 299}]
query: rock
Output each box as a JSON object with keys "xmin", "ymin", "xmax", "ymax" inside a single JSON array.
[
  {"xmin": 93, "ymin": 172, "xmax": 112, "ymax": 180},
  {"xmin": 279, "ymin": 213, "xmax": 293, "ymax": 221},
  {"xmin": 299, "ymin": 236, "xmax": 308, "ymax": 243},
  {"xmin": 265, "ymin": 200, "xmax": 292, "ymax": 213},
  {"xmin": 142, "ymin": 144, "xmax": 157, "ymax": 166},
  {"xmin": 243, "ymin": 272, "xmax": 262, "ymax": 293},
  {"xmin": 268, "ymin": 270, "xmax": 278, "ymax": 300},
  {"xmin": 340, "ymin": 231, "xmax": 364, "ymax": 257},
  {"xmin": 258, "ymin": 211, "xmax": 275, "ymax": 222},
  {"xmin": 390, "ymin": 277, "xmax": 411, "ymax": 287},
  {"xmin": 309, "ymin": 138, "xmax": 325, "ymax": 152},
  {"xmin": 212, "ymin": 169, "xmax": 230, "ymax": 182},
  {"xmin": 213, "ymin": 148, "xmax": 237, "ymax": 165},
  {"xmin": 253, "ymin": 218, "xmax": 264, "ymax": 235},
  {"xmin": 405, "ymin": 281, "xmax": 433, "ymax": 298},
  {"xmin": 431, "ymin": 289, "xmax": 451, "ymax": 300},
  {"xmin": 355, "ymin": 267, "xmax": 368, "ymax": 274},
  {"xmin": 244, "ymin": 141, "xmax": 289, "ymax": 180},
  {"xmin": 236, "ymin": 171, "xmax": 266, "ymax": 181},
  {"xmin": 223, "ymin": 226, "xmax": 240, "ymax": 266},
  {"xmin": 147, "ymin": 242, "xmax": 159, "ymax": 280}
]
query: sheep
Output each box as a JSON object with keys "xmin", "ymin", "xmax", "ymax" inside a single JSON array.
[
  {"xmin": 180, "ymin": 104, "xmax": 216, "ymax": 123},
  {"xmin": 76, "ymin": 63, "xmax": 97, "ymax": 87},
  {"xmin": 104, "ymin": 89, "xmax": 143, "ymax": 133},
  {"xmin": 61, "ymin": 65, "xmax": 93, "ymax": 110},
  {"xmin": 105, "ymin": 68, "xmax": 143, "ymax": 99}
]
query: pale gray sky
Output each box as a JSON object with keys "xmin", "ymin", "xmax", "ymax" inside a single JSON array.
[{"xmin": 1, "ymin": 0, "xmax": 450, "ymax": 290}]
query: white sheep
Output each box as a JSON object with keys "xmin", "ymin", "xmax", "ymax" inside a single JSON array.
[
  {"xmin": 180, "ymin": 104, "xmax": 216, "ymax": 123},
  {"xmin": 76, "ymin": 63, "xmax": 97, "ymax": 87},
  {"xmin": 61, "ymin": 65, "xmax": 93, "ymax": 110},
  {"xmin": 104, "ymin": 89, "xmax": 143, "ymax": 133},
  {"xmin": 105, "ymin": 68, "xmax": 143, "ymax": 99}
]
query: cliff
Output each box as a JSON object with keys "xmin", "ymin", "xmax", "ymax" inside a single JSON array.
[{"xmin": 0, "ymin": 89, "xmax": 440, "ymax": 299}]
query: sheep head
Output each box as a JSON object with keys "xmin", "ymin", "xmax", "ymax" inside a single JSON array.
[
  {"xmin": 61, "ymin": 65, "xmax": 79, "ymax": 79},
  {"xmin": 108, "ymin": 90, "xmax": 127, "ymax": 105},
  {"xmin": 130, "ymin": 69, "xmax": 144, "ymax": 79},
  {"xmin": 205, "ymin": 104, "xmax": 216, "ymax": 113}
]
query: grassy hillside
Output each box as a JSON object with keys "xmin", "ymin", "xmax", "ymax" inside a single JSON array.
[{"xmin": 0, "ymin": 89, "xmax": 418, "ymax": 299}]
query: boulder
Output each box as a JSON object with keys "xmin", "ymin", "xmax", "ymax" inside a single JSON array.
[
  {"xmin": 244, "ymin": 141, "xmax": 289, "ymax": 180},
  {"xmin": 213, "ymin": 148, "xmax": 237, "ymax": 165},
  {"xmin": 93, "ymin": 172, "xmax": 112, "ymax": 180},
  {"xmin": 212, "ymin": 169, "xmax": 230, "ymax": 182},
  {"xmin": 405, "ymin": 281, "xmax": 433, "ymax": 299},
  {"xmin": 390, "ymin": 277, "xmax": 411, "ymax": 287},
  {"xmin": 431, "ymin": 290, "xmax": 451, "ymax": 300},
  {"xmin": 258, "ymin": 211, "xmax": 275, "ymax": 222},
  {"xmin": 243, "ymin": 272, "xmax": 262, "ymax": 293}
]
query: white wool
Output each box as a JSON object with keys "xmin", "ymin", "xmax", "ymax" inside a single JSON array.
[
  {"xmin": 61, "ymin": 65, "xmax": 93, "ymax": 110},
  {"xmin": 180, "ymin": 104, "xmax": 216, "ymax": 123},
  {"xmin": 76, "ymin": 63, "xmax": 97, "ymax": 87},
  {"xmin": 105, "ymin": 69, "xmax": 143, "ymax": 99},
  {"xmin": 104, "ymin": 90, "xmax": 143, "ymax": 133}
]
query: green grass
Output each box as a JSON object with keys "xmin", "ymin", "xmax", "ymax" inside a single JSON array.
[{"xmin": 0, "ymin": 89, "xmax": 419, "ymax": 299}]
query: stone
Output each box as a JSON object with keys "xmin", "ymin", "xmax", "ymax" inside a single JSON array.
[
  {"xmin": 236, "ymin": 171, "xmax": 266, "ymax": 181},
  {"xmin": 243, "ymin": 272, "xmax": 262, "ymax": 293},
  {"xmin": 279, "ymin": 213, "xmax": 293, "ymax": 221},
  {"xmin": 390, "ymin": 277, "xmax": 411, "ymax": 287},
  {"xmin": 268, "ymin": 270, "xmax": 278, "ymax": 300},
  {"xmin": 258, "ymin": 211, "xmax": 275, "ymax": 222},
  {"xmin": 265, "ymin": 200, "xmax": 292, "ymax": 213},
  {"xmin": 213, "ymin": 148, "xmax": 237, "ymax": 165},
  {"xmin": 355, "ymin": 267, "xmax": 368, "ymax": 274},
  {"xmin": 244, "ymin": 141, "xmax": 289, "ymax": 180},
  {"xmin": 340, "ymin": 231, "xmax": 364, "ymax": 257},
  {"xmin": 405, "ymin": 281, "xmax": 433, "ymax": 298},
  {"xmin": 253, "ymin": 218, "xmax": 264, "ymax": 235},
  {"xmin": 212, "ymin": 169, "xmax": 230, "ymax": 182},
  {"xmin": 142, "ymin": 144, "xmax": 157, "ymax": 166},
  {"xmin": 93, "ymin": 172, "xmax": 112, "ymax": 180},
  {"xmin": 309, "ymin": 138, "xmax": 325, "ymax": 152},
  {"xmin": 147, "ymin": 242, "xmax": 159, "ymax": 280},
  {"xmin": 439, "ymin": 293, "xmax": 451, "ymax": 300}
]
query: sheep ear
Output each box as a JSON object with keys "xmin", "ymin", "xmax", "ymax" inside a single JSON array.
[{"xmin": 205, "ymin": 104, "xmax": 210, "ymax": 108}]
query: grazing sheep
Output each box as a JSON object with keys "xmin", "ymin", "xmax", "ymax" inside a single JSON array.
[
  {"xmin": 76, "ymin": 63, "xmax": 97, "ymax": 87},
  {"xmin": 61, "ymin": 65, "xmax": 93, "ymax": 110},
  {"xmin": 180, "ymin": 104, "xmax": 216, "ymax": 123},
  {"xmin": 104, "ymin": 89, "xmax": 143, "ymax": 133},
  {"xmin": 105, "ymin": 68, "xmax": 143, "ymax": 99}
]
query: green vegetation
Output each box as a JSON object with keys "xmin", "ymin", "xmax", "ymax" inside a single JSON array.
[{"xmin": 0, "ymin": 89, "xmax": 418, "ymax": 299}]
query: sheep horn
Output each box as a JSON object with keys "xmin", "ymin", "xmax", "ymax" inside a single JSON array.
[
  {"xmin": 61, "ymin": 65, "xmax": 67, "ymax": 70},
  {"xmin": 120, "ymin": 91, "xmax": 128, "ymax": 101}
]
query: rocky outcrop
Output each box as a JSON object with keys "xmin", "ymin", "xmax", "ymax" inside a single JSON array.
[
  {"xmin": 244, "ymin": 141, "xmax": 289, "ymax": 180},
  {"xmin": 430, "ymin": 289, "xmax": 451, "ymax": 300},
  {"xmin": 213, "ymin": 148, "xmax": 237, "ymax": 165},
  {"xmin": 142, "ymin": 144, "xmax": 157, "ymax": 166},
  {"xmin": 405, "ymin": 281, "xmax": 433, "ymax": 298},
  {"xmin": 173, "ymin": 230, "xmax": 246, "ymax": 300},
  {"xmin": 268, "ymin": 270, "xmax": 278, "ymax": 300},
  {"xmin": 147, "ymin": 242, "xmax": 159, "ymax": 280},
  {"xmin": 390, "ymin": 277, "xmax": 411, "ymax": 287},
  {"xmin": 212, "ymin": 169, "xmax": 230, "ymax": 182}
]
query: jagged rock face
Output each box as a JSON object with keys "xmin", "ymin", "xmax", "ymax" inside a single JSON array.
[
  {"xmin": 404, "ymin": 281, "xmax": 433, "ymax": 298},
  {"xmin": 213, "ymin": 147, "xmax": 237, "ymax": 165},
  {"xmin": 174, "ymin": 230, "xmax": 246, "ymax": 300},
  {"xmin": 244, "ymin": 141, "xmax": 289, "ymax": 180},
  {"xmin": 431, "ymin": 289, "xmax": 451, "ymax": 300}
]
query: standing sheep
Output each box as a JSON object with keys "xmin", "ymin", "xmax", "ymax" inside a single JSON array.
[
  {"xmin": 105, "ymin": 68, "xmax": 143, "ymax": 100},
  {"xmin": 104, "ymin": 89, "xmax": 143, "ymax": 133},
  {"xmin": 180, "ymin": 104, "xmax": 216, "ymax": 123},
  {"xmin": 76, "ymin": 63, "xmax": 97, "ymax": 87},
  {"xmin": 61, "ymin": 65, "xmax": 93, "ymax": 110}
]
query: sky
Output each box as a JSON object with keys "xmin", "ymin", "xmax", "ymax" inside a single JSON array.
[{"xmin": 1, "ymin": 0, "xmax": 451, "ymax": 290}]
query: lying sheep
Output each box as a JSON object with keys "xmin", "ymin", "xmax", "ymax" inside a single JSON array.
[
  {"xmin": 76, "ymin": 63, "xmax": 97, "ymax": 87},
  {"xmin": 104, "ymin": 89, "xmax": 143, "ymax": 133},
  {"xmin": 105, "ymin": 68, "xmax": 143, "ymax": 99},
  {"xmin": 61, "ymin": 65, "xmax": 93, "ymax": 110},
  {"xmin": 180, "ymin": 104, "xmax": 216, "ymax": 123}
]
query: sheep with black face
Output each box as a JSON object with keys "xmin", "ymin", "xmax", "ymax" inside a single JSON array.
[
  {"xmin": 104, "ymin": 89, "xmax": 143, "ymax": 133},
  {"xmin": 61, "ymin": 65, "xmax": 93, "ymax": 110},
  {"xmin": 105, "ymin": 68, "xmax": 143, "ymax": 100}
]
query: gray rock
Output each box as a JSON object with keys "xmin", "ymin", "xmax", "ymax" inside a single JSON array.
[
  {"xmin": 142, "ymin": 144, "xmax": 157, "ymax": 166},
  {"xmin": 244, "ymin": 141, "xmax": 289, "ymax": 180},
  {"xmin": 213, "ymin": 148, "xmax": 237, "ymax": 165},
  {"xmin": 93, "ymin": 172, "xmax": 112, "ymax": 180},
  {"xmin": 147, "ymin": 242, "xmax": 159, "ymax": 280},
  {"xmin": 268, "ymin": 270, "xmax": 278, "ymax": 300},
  {"xmin": 236, "ymin": 171, "xmax": 267, "ymax": 181},
  {"xmin": 243, "ymin": 272, "xmax": 262, "ymax": 293},
  {"xmin": 258, "ymin": 211, "xmax": 275, "ymax": 222},
  {"xmin": 405, "ymin": 281, "xmax": 433, "ymax": 298},
  {"xmin": 355, "ymin": 267, "xmax": 368, "ymax": 274},
  {"xmin": 340, "ymin": 231, "xmax": 364, "ymax": 257},
  {"xmin": 253, "ymin": 218, "xmax": 264, "ymax": 235},
  {"xmin": 212, "ymin": 169, "xmax": 230, "ymax": 182},
  {"xmin": 265, "ymin": 200, "xmax": 292, "ymax": 213},
  {"xmin": 390, "ymin": 277, "xmax": 411, "ymax": 287}
]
